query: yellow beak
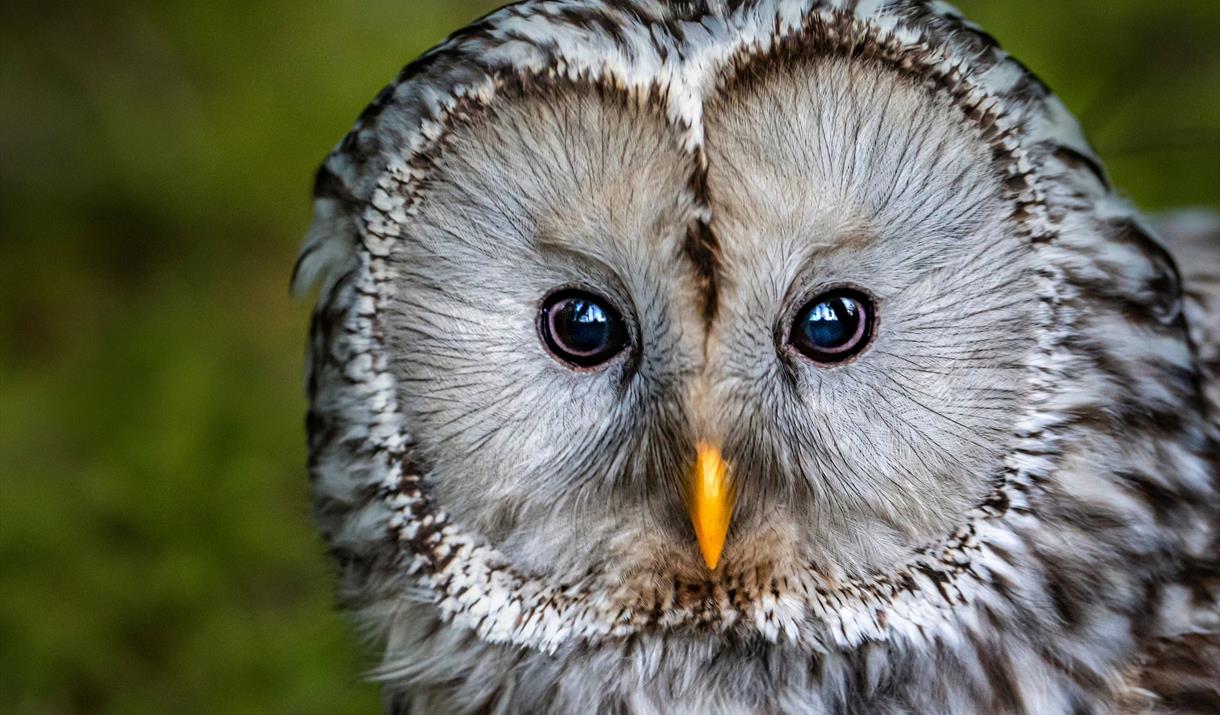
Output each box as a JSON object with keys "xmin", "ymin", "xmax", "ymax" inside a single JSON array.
[{"xmin": 688, "ymin": 442, "xmax": 735, "ymax": 571}]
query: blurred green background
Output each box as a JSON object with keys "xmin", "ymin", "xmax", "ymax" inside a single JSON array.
[{"xmin": 0, "ymin": 1, "xmax": 1216, "ymax": 712}]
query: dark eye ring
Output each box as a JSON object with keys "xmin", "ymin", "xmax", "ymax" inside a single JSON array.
[
  {"xmin": 538, "ymin": 289, "xmax": 629, "ymax": 369},
  {"xmin": 788, "ymin": 287, "xmax": 876, "ymax": 364}
]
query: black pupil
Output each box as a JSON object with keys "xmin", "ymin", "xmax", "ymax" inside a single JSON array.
[
  {"xmin": 800, "ymin": 296, "xmax": 860, "ymax": 350},
  {"xmin": 552, "ymin": 298, "xmax": 614, "ymax": 356},
  {"xmin": 542, "ymin": 291, "xmax": 628, "ymax": 367}
]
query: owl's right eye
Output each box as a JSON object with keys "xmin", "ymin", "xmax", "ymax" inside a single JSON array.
[{"xmin": 539, "ymin": 289, "xmax": 629, "ymax": 369}]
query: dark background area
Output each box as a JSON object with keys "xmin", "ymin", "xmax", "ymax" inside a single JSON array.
[{"xmin": 1, "ymin": 1, "xmax": 1217, "ymax": 712}]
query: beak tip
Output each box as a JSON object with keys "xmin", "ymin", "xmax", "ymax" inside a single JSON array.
[{"xmin": 695, "ymin": 519, "xmax": 729, "ymax": 571}]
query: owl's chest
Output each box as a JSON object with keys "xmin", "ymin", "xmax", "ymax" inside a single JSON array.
[{"xmin": 386, "ymin": 615, "xmax": 1143, "ymax": 715}]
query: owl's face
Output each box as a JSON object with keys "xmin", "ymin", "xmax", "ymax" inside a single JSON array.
[{"xmin": 383, "ymin": 52, "xmax": 1032, "ymax": 589}]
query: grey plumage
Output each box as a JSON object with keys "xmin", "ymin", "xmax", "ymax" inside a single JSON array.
[{"xmin": 295, "ymin": 1, "xmax": 1220, "ymax": 712}]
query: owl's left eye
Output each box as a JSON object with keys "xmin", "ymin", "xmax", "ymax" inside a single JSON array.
[
  {"xmin": 788, "ymin": 287, "xmax": 875, "ymax": 364},
  {"xmin": 539, "ymin": 289, "xmax": 629, "ymax": 369}
]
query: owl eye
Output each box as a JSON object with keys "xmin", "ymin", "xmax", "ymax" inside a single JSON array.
[
  {"xmin": 789, "ymin": 288, "xmax": 875, "ymax": 364},
  {"xmin": 539, "ymin": 289, "xmax": 629, "ymax": 368}
]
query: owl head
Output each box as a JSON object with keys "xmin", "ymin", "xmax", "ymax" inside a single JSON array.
[{"xmin": 296, "ymin": 0, "xmax": 1217, "ymax": 709}]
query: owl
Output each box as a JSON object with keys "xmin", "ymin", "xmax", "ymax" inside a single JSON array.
[{"xmin": 293, "ymin": 1, "xmax": 1220, "ymax": 712}]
